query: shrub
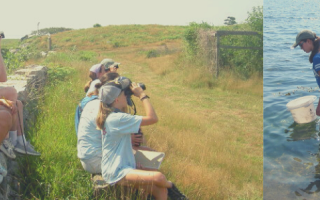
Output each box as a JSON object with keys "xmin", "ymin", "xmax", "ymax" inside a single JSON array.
[
  {"xmin": 246, "ymin": 6, "xmax": 263, "ymax": 33},
  {"xmin": 93, "ymin": 23, "xmax": 102, "ymax": 28},
  {"xmin": 183, "ymin": 22, "xmax": 212, "ymax": 57},
  {"xmin": 47, "ymin": 65, "xmax": 75, "ymax": 85},
  {"xmin": 146, "ymin": 50, "xmax": 159, "ymax": 58}
]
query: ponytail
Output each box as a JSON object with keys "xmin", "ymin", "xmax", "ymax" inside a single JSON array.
[
  {"xmin": 84, "ymin": 80, "xmax": 92, "ymax": 93},
  {"xmin": 96, "ymin": 102, "xmax": 113, "ymax": 130},
  {"xmin": 309, "ymin": 35, "xmax": 320, "ymax": 63}
]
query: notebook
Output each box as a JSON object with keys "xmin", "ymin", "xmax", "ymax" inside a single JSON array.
[{"xmin": 133, "ymin": 150, "xmax": 165, "ymax": 170}]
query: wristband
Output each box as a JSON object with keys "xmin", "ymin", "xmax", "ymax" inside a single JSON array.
[{"xmin": 140, "ymin": 95, "xmax": 150, "ymax": 101}]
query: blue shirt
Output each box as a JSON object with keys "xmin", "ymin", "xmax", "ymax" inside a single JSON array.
[
  {"xmin": 101, "ymin": 112, "xmax": 142, "ymax": 185},
  {"xmin": 77, "ymin": 100, "xmax": 102, "ymax": 160},
  {"xmin": 313, "ymin": 53, "xmax": 320, "ymax": 88}
]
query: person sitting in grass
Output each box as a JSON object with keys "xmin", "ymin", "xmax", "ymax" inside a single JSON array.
[
  {"xmin": 84, "ymin": 58, "xmax": 119, "ymax": 94},
  {"xmin": 0, "ymin": 34, "xmax": 40, "ymax": 158},
  {"xmin": 77, "ymin": 73, "xmax": 151, "ymax": 174},
  {"xmin": 96, "ymin": 79, "xmax": 188, "ymax": 200}
]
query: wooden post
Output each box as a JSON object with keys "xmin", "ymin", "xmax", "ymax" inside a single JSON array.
[
  {"xmin": 48, "ymin": 34, "xmax": 51, "ymax": 51},
  {"xmin": 216, "ymin": 34, "xmax": 220, "ymax": 78}
]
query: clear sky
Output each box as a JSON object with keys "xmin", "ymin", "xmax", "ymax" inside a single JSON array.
[{"xmin": 1, "ymin": 0, "xmax": 262, "ymax": 39}]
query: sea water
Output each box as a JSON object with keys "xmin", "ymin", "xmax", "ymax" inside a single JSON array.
[{"xmin": 264, "ymin": 0, "xmax": 320, "ymax": 199}]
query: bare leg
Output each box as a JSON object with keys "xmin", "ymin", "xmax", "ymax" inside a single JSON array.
[
  {"xmin": 0, "ymin": 87, "xmax": 17, "ymax": 132},
  {"xmin": 118, "ymin": 169, "xmax": 172, "ymax": 200},
  {"xmin": 0, "ymin": 106, "xmax": 12, "ymax": 143}
]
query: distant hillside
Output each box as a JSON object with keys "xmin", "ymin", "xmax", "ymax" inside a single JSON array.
[{"xmin": 26, "ymin": 24, "xmax": 187, "ymax": 52}]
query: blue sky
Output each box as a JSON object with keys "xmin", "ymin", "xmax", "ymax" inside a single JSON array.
[{"xmin": 1, "ymin": 0, "xmax": 262, "ymax": 39}]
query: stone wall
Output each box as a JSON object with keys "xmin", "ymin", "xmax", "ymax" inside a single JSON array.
[{"xmin": 0, "ymin": 65, "xmax": 48, "ymax": 199}]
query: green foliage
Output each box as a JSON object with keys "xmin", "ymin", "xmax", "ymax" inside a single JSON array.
[
  {"xmin": 77, "ymin": 51, "xmax": 97, "ymax": 61},
  {"xmin": 1, "ymin": 39, "xmax": 20, "ymax": 49},
  {"xmin": 93, "ymin": 23, "xmax": 102, "ymax": 28},
  {"xmin": 1, "ymin": 49, "xmax": 23, "ymax": 73},
  {"xmin": 182, "ymin": 8, "xmax": 263, "ymax": 79},
  {"xmin": 219, "ymin": 34, "xmax": 263, "ymax": 78},
  {"xmin": 46, "ymin": 65, "xmax": 76, "ymax": 86},
  {"xmin": 31, "ymin": 27, "xmax": 73, "ymax": 35},
  {"xmin": 146, "ymin": 50, "xmax": 159, "ymax": 58},
  {"xmin": 224, "ymin": 16, "xmax": 237, "ymax": 25},
  {"xmin": 246, "ymin": 6, "xmax": 263, "ymax": 33},
  {"xmin": 1, "ymin": 47, "xmax": 40, "ymax": 74},
  {"xmin": 183, "ymin": 22, "xmax": 213, "ymax": 56},
  {"xmin": 112, "ymin": 41, "xmax": 127, "ymax": 48}
]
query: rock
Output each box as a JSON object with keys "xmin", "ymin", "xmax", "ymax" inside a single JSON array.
[{"xmin": 40, "ymin": 51, "xmax": 47, "ymax": 57}]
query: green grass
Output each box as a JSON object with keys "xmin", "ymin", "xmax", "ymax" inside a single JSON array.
[{"xmin": 1, "ymin": 39, "xmax": 20, "ymax": 49}]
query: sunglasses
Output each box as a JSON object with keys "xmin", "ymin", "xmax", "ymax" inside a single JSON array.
[{"xmin": 298, "ymin": 41, "xmax": 305, "ymax": 48}]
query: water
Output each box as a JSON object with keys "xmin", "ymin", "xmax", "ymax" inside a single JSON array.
[{"xmin": 263, "ymin": 0, "xmax": 320, "ymax": 199}]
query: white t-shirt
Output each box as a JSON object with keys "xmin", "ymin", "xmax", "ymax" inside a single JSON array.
[
  {"xmin": 101, "ymin": 112, "xmax": 142, "ymax": 185},
  {"xmin": 77, "ymin": 99, "xmax": 101, "ymax": 160},
  {"xmin": 86, "ymin": 79, "xmax": 101, "ymax": 96}
]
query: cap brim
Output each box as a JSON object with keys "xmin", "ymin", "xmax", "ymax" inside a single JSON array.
[{"xmin": 291, "ymin": 43, "xmax": 298, "ymax": 49}]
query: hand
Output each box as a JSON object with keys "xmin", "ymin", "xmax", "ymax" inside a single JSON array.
[
  {"xmin": 109, "ymin": 66, "xmax": 118, "ymax": 72},
  {"xmin": 130, "ymin": 82, "xmax": 145, "ymax": 98},
  {"xmin": 131, "ymin": 133, "xmax": 143, "ymax": 146},
  {"xmin": 0, "ymin": 99, "xmax": 14, "ymax": 113}
]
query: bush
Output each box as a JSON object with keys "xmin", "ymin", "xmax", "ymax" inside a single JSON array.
[
  {"xmin": 246, "ymin": 6, "xmax": 263, "ymax": 33},
  {"xmin": 47, "ymin": 65, "xmax": 75, "ymax": 86},
  {"xmin": 183, "ymin": 22, "xmax": 212, "ymax": 57},
  {"xmin": 146, "ymin": 50, "xmax": 159, "ymax": 58},
  {"xmin": 93, "ymin": 23, "xmax": 102, "ymax": 28},
  {"xmin": 1, "ymin": 47, "xmax": 39, "ymax": 74}
]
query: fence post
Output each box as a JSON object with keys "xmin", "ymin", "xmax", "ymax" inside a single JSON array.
[
  {"xmin": 216, "ymin": 34, "xmax": 220, "ymax": 78},
  {"xmin": 47, "ymin": 34, "xmax": 51, "ymax": 51}
]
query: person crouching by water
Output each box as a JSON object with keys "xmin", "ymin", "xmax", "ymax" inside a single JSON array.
[
  {"xmin": 96, "ymin": 80, "xmax": 188, "ymax": 200},
  {"xmin": 292, "ymin": 30, "xmax": 320, "ymax": 115}
]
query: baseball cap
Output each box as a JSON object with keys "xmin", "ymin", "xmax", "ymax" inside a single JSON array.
[
  {"xmin": 292, "ymin": 30, "xmax": 316, "ymax": 49},
  {"xmin": 100, "ymin": 58, "xmax": 120, "ymax": 71},
  {"xmin": 98, "ymin": 77, "xmax": 130, "ymax": 105}
]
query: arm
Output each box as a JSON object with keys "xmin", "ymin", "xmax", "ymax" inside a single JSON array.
[
  {"xmin": 131, "ymin": 83, "xmax": 158, "ymax": 126},
  {"xmin": 0, "ymin": 37, "xmax": 7, "ymax": 82}
]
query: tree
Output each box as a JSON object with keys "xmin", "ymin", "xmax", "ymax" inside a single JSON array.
[
  {"xmin": 224, "ymin": 16, "xmax": 237, "ymax": 25},
  {"xmin": 93, "ymin": 23, "xmax": 101, "ymax": 28},
  {"xmin": 246, "ymin": 6, "xmax": 263, "ymax": 32}
]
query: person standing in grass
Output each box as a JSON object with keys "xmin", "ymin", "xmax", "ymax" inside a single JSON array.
[
  {"xmin": 96, "ymin": 79, "xmax": 188, "ymax": 200},
  {"xmin": 292, "ymin": 30, "xmax": 320, "ymax": 115},
  {"xmin": 84, "ymin": 58, "xmax": 119, "ymax": 94}
]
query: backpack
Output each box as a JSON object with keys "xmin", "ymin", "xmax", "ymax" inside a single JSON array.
[{"xmin": 75, "ymin": 95, "xmax": 98, "ymax": 135}]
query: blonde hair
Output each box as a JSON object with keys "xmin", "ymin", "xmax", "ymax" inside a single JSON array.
[{"xmin": 96, "ymin": 102, "xmax": 113, "ymax": 130}]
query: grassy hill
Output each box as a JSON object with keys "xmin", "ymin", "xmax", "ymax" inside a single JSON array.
[{"xmin": 3, "ymin": 24, "xmax": 262, "ymax": 199}]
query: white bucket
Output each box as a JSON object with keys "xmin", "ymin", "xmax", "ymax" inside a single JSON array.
[{"xmin": 286, "ymin": 95, "xmax": 317, "ymax": 124}]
